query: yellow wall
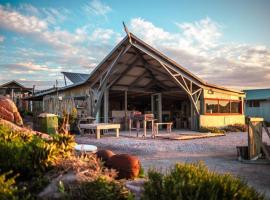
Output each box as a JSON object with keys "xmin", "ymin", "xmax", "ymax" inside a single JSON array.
[
  {"xmin": 204, "ymin": 88, "xmax": 244, "ymax": 100},
  {"xmin": 200, "ymin": 115, "xmax": 245, "ymax": 127}
]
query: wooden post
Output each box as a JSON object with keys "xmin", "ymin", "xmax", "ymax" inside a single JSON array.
[
  {"xmin": 124, "ymin": 90, "xmax": 128, "ymax": 130},
  {"xmin": 96, "ymin": 128, "xmax": 100, "ymax": 139},
  {"xmin": 96, "ymin": 108, "xmax": 100, "ymax": 123},
  {"xmin": 151, "ymin": 95, "xmax": 154, "ymax": 113},
  {"xmin": 248, "ymin": 117, "xmax": 263, "ymax": 159},
  {"xmin": 157, "ymin": 93, "xmax": 162, "ymax": 122},
  {"xmin": 116, "ymin": 128, "xmax": 119, "ymax": 137},
  {"xmin": 143, "ymin": 120, "xmax": 147, "ymax": 138},
  {"xmin": 104, "ymin": 89, "xmax": 109, "ymax": 123}
]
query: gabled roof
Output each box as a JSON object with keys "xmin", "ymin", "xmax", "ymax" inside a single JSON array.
[
  {"xmin": 86, "ymin": 33, "xmax": 244, "ymax": 94},
  {"xmin": 244, "ymin": 88, "xmax": 270, "ymax": 100},
  {"xmin": 0, "ymin": 80, "xmax": 32, "ymax": 91},
  {"xmin": 27, "ymin": 32, "xmax": 244, "ymax": 101},
  {"xmin": 62, "ymin": 72, "xmax": 89, "ymax": 84},
  {"xmin": 0, "ymin": 80, "xmax": 26, "ymax": 88}
]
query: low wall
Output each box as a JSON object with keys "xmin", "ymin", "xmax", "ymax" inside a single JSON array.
[{"xmin": 200, "ymin": 115, "xmax": 245, "ymax": 127}]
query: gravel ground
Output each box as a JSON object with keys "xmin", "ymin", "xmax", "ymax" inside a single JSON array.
[{"xmin": 76, "ymin": 131, "xmax": 270, "ymax": 198}]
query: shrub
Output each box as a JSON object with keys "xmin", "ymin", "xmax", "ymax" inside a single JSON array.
[
  {"xmin": 0, "ymin": 172, "xmax": 18, "ymax": 200},
  {"xmin": 0, "ymin": 123, "xmax": 75, "ymax": 179},
  {"xmin": 222, "ymin": 124, "xmax": 247, "ymax": 132},
  {"xmin": 199, "ymin": 127, "xmax": 225, "ymax": 133},
  {"xmin": 63, "ymin": 177, "xmax": 134, "ymax": 200},
  {"xmin": 142, "ymin": 162, "xmax": 265, "ymax": 200}
]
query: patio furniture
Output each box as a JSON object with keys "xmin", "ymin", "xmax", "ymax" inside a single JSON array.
[
  {"xmin": 79, "ymin": 123, "xmax": 120, "ymax": 139},
  {"xmin": 153, "ymin": 122, "xmax": 173, "ymax": 138},
  {"xmin": 129, "ymin": 112, "xmax": 156, "ymax": 138}
]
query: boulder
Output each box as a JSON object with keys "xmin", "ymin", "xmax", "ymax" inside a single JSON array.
[
  {"xmin": 96, "ymin": 150, "xmax": 115, "ymax": 164},
  {"xmin": 107, "ymin": 154, "xmax": 140, "ymax": 179},
  {"xmin": 0, "ymin": 96, "xmax": 23, "ymax": 126}
]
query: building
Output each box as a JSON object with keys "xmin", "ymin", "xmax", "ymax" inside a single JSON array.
[
  {"xmin": 27, "ymin": 32, "xmax": 245, "ymax": 130},
  {"xmin": 244, "ymin": 88, "xmax": 270, "ymax": 122},
  {"xmin": 0, "ymin": 80, "xmax": 32, "ymax": 111}
]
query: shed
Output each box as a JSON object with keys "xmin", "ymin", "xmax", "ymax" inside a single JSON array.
[{"xmin": 27, "ymin": 32, "xmax": 245, "ymax": 130}]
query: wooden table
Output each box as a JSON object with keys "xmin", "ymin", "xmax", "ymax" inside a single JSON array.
[
  {"xmin": 79, "ymin": 123, "xmax": 120, "ymax": 139},
  {"xmin": 153, "ymin": 122, "xmax": 173, "ymax": 137}
]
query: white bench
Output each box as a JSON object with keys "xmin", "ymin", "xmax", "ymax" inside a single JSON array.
[
  {"xmin": 79, "ymin": 123, "xmax": 120, "ymax": 139},
  {"xmin": 153, "ymin": 122, "xmax": 173, "ymax": 137}
]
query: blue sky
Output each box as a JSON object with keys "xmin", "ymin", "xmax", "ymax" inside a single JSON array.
[{"xmin": 0, "ymin": 0, "xmax": 269, "ymax": 89}]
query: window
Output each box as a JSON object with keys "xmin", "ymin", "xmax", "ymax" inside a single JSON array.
[
  {"xmin": 219, "ymin": 100, "xmax": 230, "ymax": 113},
  {"xmin": 231, "ymin": 101, "xmax": 241, "ymax": 113},
  {"xmin": 247, "ymin": 100, "xmax": 260, "ymax": 107},
  {"xmin": 205, "ymin": 99, "xmax": 242, "ymax": 114},
  {"xmin": 205, "ymin": 99, "xmax": 219, "ymax": 113}
]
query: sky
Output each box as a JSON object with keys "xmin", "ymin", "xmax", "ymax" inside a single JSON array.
[{"xmin": 0, "ymin": 0, "xmax": 270, "ymax": 90}]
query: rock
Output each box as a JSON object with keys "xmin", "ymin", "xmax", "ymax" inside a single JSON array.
[
  {"xmin": 0, "ymin": 96, "xmax": 23, "ymax": 126},
  {"xmin": 38, "ymin": 172, "xmax": 77, "ymax": 200},
  {"xmin": 107, "ymin": 154, "xmax": 140, "ymax": 179},
  {"xmin": 96, "ymin": 150, "xmax": 115, "ymax": 164}
]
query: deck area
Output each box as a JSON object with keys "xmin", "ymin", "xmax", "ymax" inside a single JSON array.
[{"xmin": 79, "ymin": 129, "xmax": 225, "ymax": 140}]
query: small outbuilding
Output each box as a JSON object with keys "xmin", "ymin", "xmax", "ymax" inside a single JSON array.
[
  {"xmin": 244, "ymin": 88, "xmax": 270, "ymax": 122},
  {"xmin": 0, "ymin": 80, "xmax": 32, "ymax": 111},
  {"xmin": 27, "ymin": 32, "xmax": 245, "ymax": 130}
]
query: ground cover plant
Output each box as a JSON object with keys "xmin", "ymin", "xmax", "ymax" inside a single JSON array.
[
  {"xmin": 200, "ymin": 124, "xmax": 248, "ymax": 133},
  {"xmin": 142, "ymin": 162, "xmax": 265, "ymax": 200},
  {"xmin": 0, "ymin": 121, "xmax": 133, "ymax": 199}
]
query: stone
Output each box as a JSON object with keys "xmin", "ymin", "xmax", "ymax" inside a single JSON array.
[
  {"xmin": 107, "ymin": 154, "xmax": 140, "ymax": 179},
  {"xmin": 96, "ymin": 150, "xmax": 115, "ymax": 165},
  {"xmin": 0, "ymin": 96, "xmax": 23, "ymax": 126}
]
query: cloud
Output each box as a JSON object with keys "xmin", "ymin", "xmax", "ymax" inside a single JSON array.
[
  {"xmin": 129, "ymin": 17, "xmax": 270, "ymax": 89},
  {"xmin": 0, "ymin": 5, "xmax": 48, "ymax": 33},
  {"xmin": 0, "ymin": 35, "xmax": 4, "ymax": 42},
  {"xmin": 83, "ymin": 0, "xmax": 111, "ymax": 17},
  {"xmin": 2, "ymin": 62, "xmax": 62, "ymax": 73}
]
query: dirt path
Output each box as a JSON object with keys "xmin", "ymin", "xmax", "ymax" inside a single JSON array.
[{"xmin": 76, "ymin": 132, "xmax": 270, "ymax": 198}]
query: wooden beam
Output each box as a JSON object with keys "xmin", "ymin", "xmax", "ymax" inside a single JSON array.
[
  {"xmin": 132, "ymin": 42, "xmax": 203, "ymax": 87},
  {"xmin": 107, "ymin": 54, "xmax": 140, "ymax": 88}
]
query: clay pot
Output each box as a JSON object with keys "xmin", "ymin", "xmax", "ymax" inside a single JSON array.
[
  {"xmin": 96, "ymin": 150, "xmax": 115, "ymax": 165},
  {"xmin": 107, "ymin": 154, "xmax": 140, "ymax": 179}
]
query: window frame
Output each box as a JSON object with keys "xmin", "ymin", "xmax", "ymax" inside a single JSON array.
[{"xmin": 204, "ymin": 98, "xmax": 242, "ymax": 115}]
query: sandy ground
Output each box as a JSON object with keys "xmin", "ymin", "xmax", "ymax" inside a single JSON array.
[{"xmin": 76, "ymin": 131, "xmax": 270, "ymax": 198}]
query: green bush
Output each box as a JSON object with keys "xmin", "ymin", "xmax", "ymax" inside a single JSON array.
[
  {"xmin": 63, "ymin": 177, "xmax": 134, "ymax": 200},
  {"xmin": 199, "ymin": 127, "xmax": 225, "ymax": 133},
  {"xmin": 0, "ymin": 123, "xmax": 75, "ymax": 179},
  {"xmin": 222, "ymin": 124, "xmax": 247, "ymax": 132},
  {"xmin": 142, "ymin": 162, "xmax": 265, "ymax": 200},
  {"xmin": 0, "ymin": 172, "xmax": 18, "ymax": 200}
]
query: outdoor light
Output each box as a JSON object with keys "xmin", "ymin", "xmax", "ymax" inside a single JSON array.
[{"xmin": 208, "ymin": 89, "xmax": 214, "ymax": 94}]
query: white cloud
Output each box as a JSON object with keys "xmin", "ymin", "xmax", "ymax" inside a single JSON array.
[
  {"xmin": 129, "ymin": 17, "xmax": 270, "ymax": 89},
  {"xmin": 0, "ymin": 35, "xmax": 4, "ymax": 42},
  {"xmin": 0, "ymin": 5, "xmax": 48, "ymax": 33},
  {"xmin": 84, "ymin": 0, "xmax": 111, "ymax": 17}
]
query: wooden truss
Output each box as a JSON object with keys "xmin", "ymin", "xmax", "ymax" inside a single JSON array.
[
  {"xmin": 131, "ymin": 42, "xmax": 203, "ymax": 115},
  {"xmin": 90, "ymin": 36, "xmax": 203, "ymax": 119}
]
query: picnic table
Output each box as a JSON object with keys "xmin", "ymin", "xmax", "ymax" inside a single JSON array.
[
  {"xmin": 79, "ymin": 123, "xmax": 120, "ymax": 139},
  {"xmin": 153, "ymin": 122, "xmax": 173, "ymax": 138}
]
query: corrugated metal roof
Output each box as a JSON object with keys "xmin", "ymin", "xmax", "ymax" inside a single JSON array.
[
  {"xmin": 244, "ymin": 88, "xmax": 270, "ymax": 100},
  {"xmin": 62, "ymin": 72, "xmax": 89, "ymax": 84}
]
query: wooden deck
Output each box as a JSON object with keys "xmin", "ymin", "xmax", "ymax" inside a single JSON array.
[{"xmin": 79, "ymin": 129, "xmax": 225, "ymax": 140}]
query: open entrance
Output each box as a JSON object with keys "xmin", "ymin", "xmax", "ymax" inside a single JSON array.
[
  {"xmin": 100, "ymin": 90, "xmax": 192, "ymax": 130},
  {"xmin": 89, "ymin": 36, "xmax": 202, "ymax": 130}
]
